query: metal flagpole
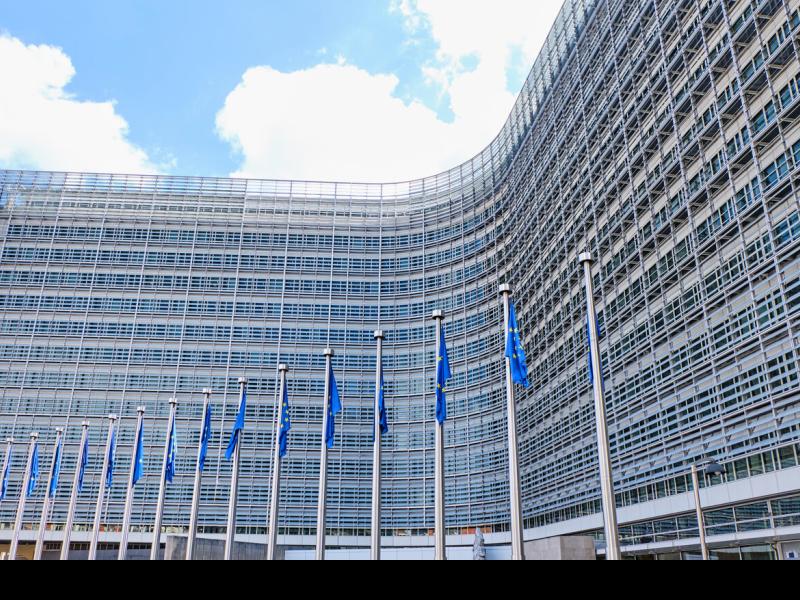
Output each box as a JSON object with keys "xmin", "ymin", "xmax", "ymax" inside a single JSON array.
[
  {"xmin": 34, "ymin": 427, "xmax": 64, "ymax": 560},
  {"xmin": 9, "ymin": 432, "xmax": 38, "ymax": 561},
  {"xmin": 225, "ymin": 378, "xmax": 247, "ymax": 561},
  {"xmin": 61, "ymin": 421, "xmax": 89, "ymax": 560},
  {"xmin": 1, "ymin": 438, "xmax": 11, "ymax": 499},
  {"xmin": 316, "ymin": 349, "xmax": 334, "ymax": 561},
  {"xmin": 187, "ymin": 389, "xmax": 211, "ymax": 561},
  {"xmin": 432, "ymin": 311, "xmax": 446, "ymax": 561},
  {"xmin": 118, "ymin": 407, "xmax": 146, "ymax": 561},
  {"xmin": 499, "ymin": 284, "xmax": 525, "ymax": 561},
  {"xmin": 371, "ymin": 330, "xmax": 385, "ymax": 561},
  {"xmin": 579, "ymin": 253, "xmax": 621, "ymax": 561},
  {"xmin": 268, "ymin": 364, "xmax": 289, "ymax": 561},
  {"xmin": 89, "ymin": 415, "xmax": 117, "ymax": 561},
  {"xmin": 151, "ymin": 398, "xmax": 177, "ymax": 560}
]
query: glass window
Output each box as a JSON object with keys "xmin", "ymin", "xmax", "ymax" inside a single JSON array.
[
  {"xmin": 705, "ymin": 508, "xmax": 736, "ymax": 535},
  {"xmin": 779, "ymin": 446, "xmax": 797, "ymax": 469},
  {"xmin": 771, "ymin": 496, "xmax": 800, "ymax": 528},
  {"xmin": 748, "ymin": 454, "xmax": 765, "ymax": 476},
  {"xmin": 740, "ymin": 545, "xmax": 776, "ymax": 561},
  {"xmin": 711, "ymin": 547, "xmax": 741, "ymax": 561},
  {"xmin": 735, "ymin": 502, "xmax": 771, "ymax": 531}
]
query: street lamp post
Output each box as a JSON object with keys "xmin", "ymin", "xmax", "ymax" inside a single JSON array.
[{"xmin": 691, "ymin": 461, "xmax": 726, "ymax": 561}]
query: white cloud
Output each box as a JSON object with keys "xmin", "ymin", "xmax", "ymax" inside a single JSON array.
[
  {"xmin": 407, "ymin": 0, "xmax": 564, "ymax": 121},
  {"xmin": 404, "ymin": 0, "xmax": 561, "ymax": 66},
  {"xmin": 0, "ymin": 35, "xmax": 160, "ymax": 174},
  {"xmin": 218, "ymin": 63, "xmax": 467, "ymax": 182},
  {"xmin": 217, "ymin": 0, "xmax": 565, "ymax": 182}
]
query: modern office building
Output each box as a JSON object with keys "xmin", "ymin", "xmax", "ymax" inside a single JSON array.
[{"xmin": 2, "ymin": 0, "xmax": 800, "ymax": 560}]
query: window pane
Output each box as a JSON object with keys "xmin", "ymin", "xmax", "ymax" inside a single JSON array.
[{"xmin": 740, "ymin": 545, "xmax": 776, "ymax": 561}]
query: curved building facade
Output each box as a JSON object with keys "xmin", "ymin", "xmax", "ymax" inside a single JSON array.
[{"xmin": 3, "ymin": 0, "xmax": 800, "ymax": 559}]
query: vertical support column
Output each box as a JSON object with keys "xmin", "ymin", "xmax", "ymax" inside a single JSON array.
[
  {"xmin": 89, "ymin": 415, "xmax": 117, "ymax": 561},
  {"xmin": 118, "ymin": 406, "xmax": 146, "ymax": 561},
  {"xmin": 61, "ymin": 421, "xmax": 90, "ymax": 560},
  {"xmin": 150, "ymin": 397, "xmax": 178, "ymax": 560},
  {"xmin": 316, "ymin": 349, "xmax": 334, "ymax": 561},
  {"xmin": 499, "ymin": 285, "xmax": 525, "ymax": 561},
  {"xmin": 432, "ymin": 310, "xmax": 446, "ymax": 561},
  {"xmin": 225, "ymin": 378, "xmax": 247, "ymax": 561},
  {"xmin": 579, "ymin": 253, "xmax": 621, "ymax": 561},
  {"xmin": 371, "ymin": 330, "xmax": 385, "ymax": 561},
  {"xmin": 9, "ymin": 432, "xmax": 39, "ymax": 561},
  {"xmin": 267, "ymin": 364, "xmax": 289, "ymax": 561},
  {"xmin": 187, "ymin": 389, "xmax": 211, "ymax": 561},
  {"xmin": 35, "ymin": 427, "xmax": 64, "ymax": 560}
]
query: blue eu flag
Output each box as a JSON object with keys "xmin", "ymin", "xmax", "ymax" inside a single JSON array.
[
  {"xmin": 377, "ymin": 366, "xmax": 389, "ymax": 438},
  {"xmin": 586, "ymin": 319, "xmax": 604, "ymax": 388},
  {"xmin": 198, "ymin": 403, "xmax": 212, "ymax": 473},
  {"xmin": 48, "ymin": 436, "xmax": 64, "ymax": 498},
  {"xmin": 436, "ymin": 323, "xmax": 452, "ymax": 424},
  {"xmin": 106, "ymin": 427, "xmax": 117, "ymax": 489},
  {"xmin": 27, "ymin": 442, "xmax": 40, "ymax": 498},
  {"xmin": 505, "ymin": 302, "xmax": 529, "ymax": 388},
  {"xmin": 1, "ymin": 447, "xmax": 11, "ymax": 501},
  {"xmin": 165, "ymin": 414, "xmax": 177, "ymax": 484},
  {"xmin": 279, "ymin": 378, "xmax": 291, "ymax": 459},
  {"xmin": 225, "ymin": 387, "xmax": 247, "ymax": 461},
  {"xmin": 77, "ymin": 434, "xmax": 89, "ymax": 494},
  {"xmin": 325, "ymin": 364, "xmax": 342, "ymax": 449},
  {"xmin": 132, "ymin": 420, "xmax": 145, "ymax": 486}
]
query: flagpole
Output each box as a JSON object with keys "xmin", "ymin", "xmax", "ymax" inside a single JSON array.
[
  {"xmin": 371, "ymin": 330, "xmax": 385, "ymax": 561},
  {"xmin": 9, "ymin": 432, "xmax": 39, "ymax": 561},
  {"xmin": 499, "ymin": 284, "xmax": 525, "ymax": 561},
  {"xmin": 316, "ymin": 349, "xmax": 334, "ymax": 561},
  {"xmin": 432, "ymin": 311, "xmax": 447, "ymax": 561},
  {"xmin": 150, "ymin": 398, "xmax": 177, "ymax": 560},
  {"xmin": 34, "ymin": 427, "xmax": 64, "ymax": 560},
  {"xmin": 118, "ymin": 406, "xmax": 146, "ymax": 561},
  {"xmin": 187, "ymin": 389, "xmax": 211, "ymax": 561},
  {"xmin": 267, "ymin": 364, "xmax": 289, "ymax": 561},
  {"xmin": 89, "ymin": 415, "xmax": 117, "ymax": 561},
  {"xmin": 61, "ymin": 421, "xmax": 89, "ymax": 561},
  {"xmin": 225, "ymin": 378, "xmax": 247, "ymax": 561},
  {"xmin": 579, "ymin": 253, "xmax": 621, "ymax": 561},
  {"xmin": 1, "ymin": 438, "xmax": 11, "ymax": 499}
]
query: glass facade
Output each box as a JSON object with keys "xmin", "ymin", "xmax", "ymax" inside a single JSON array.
[{"xmin": 2, "ymin": 0, "xmax": 800, "ymax": 551}]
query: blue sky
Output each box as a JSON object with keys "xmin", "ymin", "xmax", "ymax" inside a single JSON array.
[{"xmin": 0, "ymin": 0, "xmax": 564, "ymax": 182}]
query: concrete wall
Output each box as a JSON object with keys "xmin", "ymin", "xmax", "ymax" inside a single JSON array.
[
  {"xmin": 285, "ymin": 547, "xmax": 512, "ymax": 560},
  {"xmin": 161, "ymin": 536, "xmax": 592, "ymax": 560},
  {"xmin": 165, "ymin": 536, "xmax": 282, "ymax": 561},
  {"xmin": 523, "ymin": 537, "xmax": 596, "ymax": 561},
  {"xmin": 779, "ymin": 540, "xmax": 800, "ymax": 560},
  {"xmin": 0, "ymin": 542, "xmax": 155, "ymax": 560}
]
